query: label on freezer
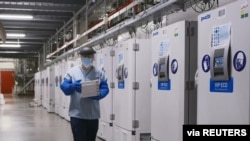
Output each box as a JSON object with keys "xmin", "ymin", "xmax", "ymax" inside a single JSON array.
[
  {"xmin": 99, "ymin": 58, "xmax": 104, "ymax": 66},
  {"xmin": 200, "ymin": 13, "xmax": 211, "ymax": 22},
  {"xmin": 211, "ymin": 23, "xmax": 231, "ymax": 47},
  {"xmin": 153, "ymin": 63, "xmax": 158, "ymax": 76},
  {"xmin": 159, "ymin": 40, "xmax": 170, "ymax": 57},
  {"xmin": 210, "ymin": 77, "xmax": 233, "ymax": 93},
  {"xmin": 171, "ymin": 59, "xmax": 178, "ymax": 74},
  {"xmin": 118, "ymin": 52, "xmax": 124, "ymax": 64},
  {"xmin": 233, "ymin": 51, "xmax": 246, "ymax": 72},
  {"xmin": 202, "ymin": 55, "xmax": 210, "ymax": 72},
  {"xmin": 241, "ymin": 0, "xmax": 249, "ymax": 19},
  {"xmin": 174, "ymin": 27, "xmax": 179, "ymax": 37},
  {"xmin": 118, "ymin": 81, "xmax": 125, "ymax": 89},
  {"xmin": 158, "ymin": 80, "xmax": 171, "ymax": 90},
  {"xmin": 217, "ymin": 8, "xmax": 226, "ymax": 19}
]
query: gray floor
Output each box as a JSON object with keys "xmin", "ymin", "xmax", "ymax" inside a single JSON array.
[{"xmin": 0, "ymin": 94, "xmax": 102, "ymax": 141}]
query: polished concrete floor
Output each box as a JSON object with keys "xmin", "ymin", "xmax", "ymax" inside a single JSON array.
[{"xmin": 0, "ymin": 94, "xmax": 102, "ymax": 141}]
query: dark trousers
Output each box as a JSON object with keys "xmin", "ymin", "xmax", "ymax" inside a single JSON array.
[{"xmin": 70, "ymin": 117, "xmax": 99, "ymax": 141}]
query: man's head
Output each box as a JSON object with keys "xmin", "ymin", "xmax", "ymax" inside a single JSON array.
[{"xmin": 79, "ymin": 47, "xmax": 96, "ymax": 70}]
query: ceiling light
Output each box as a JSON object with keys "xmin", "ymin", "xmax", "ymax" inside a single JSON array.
[
  {"xmin": 0, "ymin": 14, "xmax": 33, "ymax": 20},
  {"xmin": 0, "ymin": 41, "xmax": 19, "ymax": 44},
  {"xmin": 0, "ymin": 44, "xmax": 21, "ymax": 48},
  {"xmin": 46, "ymin": 59, "xmax": 52, "ymax": 62},
  {"xmin": 7, "ymin": 33, "xmax": 25, "ymax": 37}
]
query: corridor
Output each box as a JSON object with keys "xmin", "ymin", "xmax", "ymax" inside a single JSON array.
[{"xmin": 0, "ymin": 94, "xmax": 102, "ymax": 141}]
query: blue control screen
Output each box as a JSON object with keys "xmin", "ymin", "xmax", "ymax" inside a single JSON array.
[{"xmin": 214, "ymin": 56, "xmax": 224, "ymax": 67}]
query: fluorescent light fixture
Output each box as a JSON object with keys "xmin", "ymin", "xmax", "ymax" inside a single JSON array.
[
  {"xmin": 46, "ymin": 59, "xmax": 52, "ymax": 62},
  {"xmin": 0, "ymin": 14, "xmax": 33, "ymax": 20},
  {"xmin": 0, "ymin": 41, "xmax": 19, "ymax": 44},
  {"xmin": 7, "ymin": 33, "xmax": 25, "ymax": 37},
  {"xmin": 0, "ymin": 44, "xmax": 21, "ymax": 48}
]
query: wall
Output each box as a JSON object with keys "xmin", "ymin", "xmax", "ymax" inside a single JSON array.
[
  {"xmin": 0, "ymin": 71, "xmax": 15, "ymax": 94},
  {"xmin": 0, "ymin": 60, "xmax": 15, "ymax": 94},
  {"xmin": 0, "ymin": 62, "xmax": 15, "ymax": 70}
]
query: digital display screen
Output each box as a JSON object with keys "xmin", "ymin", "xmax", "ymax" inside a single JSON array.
[
  {"xmin": 159, "ymin": 64, "xmax": 166, "ymax": 72},
  {"xmin": 214, "ymin": 56, "xmax": 224, "ymax": 67}
]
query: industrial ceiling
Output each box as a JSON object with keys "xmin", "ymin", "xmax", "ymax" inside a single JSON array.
[
  {"xmin": 0, "ymin": 0, "xmax": 215, "ymax": 60},
  {"xmin": 0, "ymin": 0, "xmax": 86, "ymax": 58}
]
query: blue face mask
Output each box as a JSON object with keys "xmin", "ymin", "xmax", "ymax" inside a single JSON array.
[{"xmin": 82, "ymin": 58, "xmax": 93, "ymax": 68}]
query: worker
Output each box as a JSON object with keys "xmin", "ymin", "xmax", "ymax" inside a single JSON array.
[{"xmin": 60, "ymin": 47, "xmax": 109, "ymax": 141}]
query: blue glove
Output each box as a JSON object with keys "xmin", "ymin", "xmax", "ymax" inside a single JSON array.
[
  {"xmin": 72, "ymin": 80, "xmax": 82, "ymax": 93},
  {"xmin": 91, "ymin": 80, "xmax": 109, "ymax": 100},
  {"xmin": 60, "ymin": 79, "xmax": 74, "ymax": 96}
]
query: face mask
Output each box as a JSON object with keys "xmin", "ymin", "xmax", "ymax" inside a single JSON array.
[{"xmin": 82, "ymin": 58, "xmax": 93, "ymax": 68}]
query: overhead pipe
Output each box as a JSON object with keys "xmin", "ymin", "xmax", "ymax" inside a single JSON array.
[
  {"xmin": 46, "ymin": 0, "xmax": 104, "ymax": 58},
  {"xmin": 49, "ymin": 0, "xmax": 104, "ymax": 42},
  {"xmin": 46, "ymin": 0, "xmax": 143, "ymax": 58},
  {"xmin": 44, "ymin": 0, "xmax": 178, "ymax": 67},
  {"xmin": 77, "ymin": 0, "xmax": 178, "ymax": 48}
]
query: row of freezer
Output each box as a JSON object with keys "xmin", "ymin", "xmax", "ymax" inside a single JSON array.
[
  {"xmin": 34, "ymin": 59, "xmax": 81, "ymax": 121},
  {"xmin": 34, "ymin": 1, "xmax": 250, "ymax": 141}
]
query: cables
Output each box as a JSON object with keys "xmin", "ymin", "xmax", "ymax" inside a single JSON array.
[
  {"xmin": 104, "ymin": 38, "xmax": 117, "ymax": 46},
  {"xmin": 191, "ymin": 0, "xmax": 217, "ymax": 13}
]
